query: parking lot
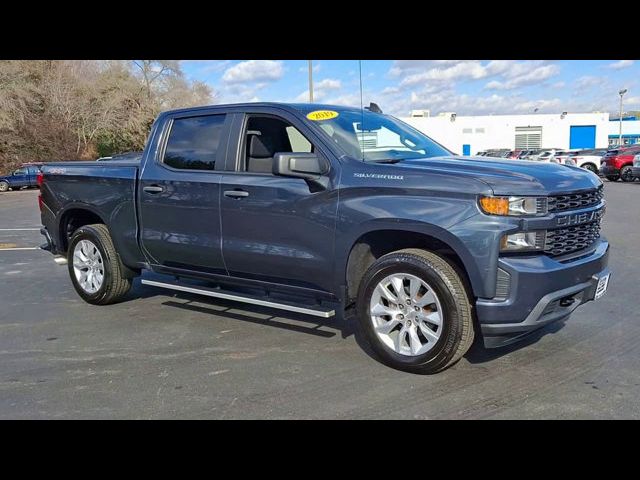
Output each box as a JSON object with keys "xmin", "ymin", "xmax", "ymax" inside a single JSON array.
[{"xmin": 1, "ymin": 183, "xmax": 639, "ymax": 419}]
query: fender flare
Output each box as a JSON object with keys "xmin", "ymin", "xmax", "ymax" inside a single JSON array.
[{"xmin": 336, "ymin": 218, "xmax": 484, "ymax": 298}]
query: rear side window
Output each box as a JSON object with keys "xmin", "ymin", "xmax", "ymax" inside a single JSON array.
[{"xmin": 163, "ymin": 114, "xmax": 226, "ymax": 170}]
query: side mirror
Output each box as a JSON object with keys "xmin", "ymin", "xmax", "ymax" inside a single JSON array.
[{"xmin": 273, "ymin": 152, "xmax": 327, "ymax": 179}]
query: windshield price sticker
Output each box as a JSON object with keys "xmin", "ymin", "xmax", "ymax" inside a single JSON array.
[{"xmin": 307, "ymin": 110, "xmax": 339, "ymax": 121}]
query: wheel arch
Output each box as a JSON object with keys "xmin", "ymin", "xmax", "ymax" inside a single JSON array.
[
  {"xmin": 341, "ymin": 222, "xmax": 481, "ymax": 305},
  {"xmin": 57, "ymin": 204, "xmax": 107, "ymax": 253}
]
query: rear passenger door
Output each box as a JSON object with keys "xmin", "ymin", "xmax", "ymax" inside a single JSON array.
[
  {"xmin": 138, "ymin": 110, "xmax": 231, "ymax": 275},
  {"xmin": 219, "ymin": 110, "xmax": 339, "ymax": 294}
]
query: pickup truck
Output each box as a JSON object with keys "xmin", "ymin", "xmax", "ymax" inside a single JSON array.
[
  {"xmin": 0, "ymin": 164, "xmax": 42, "ymax": 192},
  {"xmin": 38, "ymin": 102, "xmax": 611, "ymax": 374}
]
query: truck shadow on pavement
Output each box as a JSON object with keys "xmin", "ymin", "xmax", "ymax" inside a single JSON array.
[
  {"xmin": 127, "ymin": 278, "xmax": 568, "ymax": 369},
  {"xmin": 128, "ymin": 278, "xmax": 348, "ymax": 339},
  {"xmin": 463, "ymin": 320, "xmax": 567, "ymax": 364}
]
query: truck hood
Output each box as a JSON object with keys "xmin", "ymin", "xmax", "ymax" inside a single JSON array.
[{"xmin": 399, "ymin": 155, "xmax": 602, "ymax": 195}]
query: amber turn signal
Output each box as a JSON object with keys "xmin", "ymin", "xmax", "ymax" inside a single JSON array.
[{"xmin": 479, "ymin": 196, "xmax": 509, "ymax": 215}]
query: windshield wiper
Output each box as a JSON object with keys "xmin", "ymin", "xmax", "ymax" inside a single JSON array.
[{"xmin": 366, "ymin": 158, "xmax": 403, "ymax": 164}]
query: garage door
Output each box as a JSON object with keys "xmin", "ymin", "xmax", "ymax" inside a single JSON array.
[
  {"xmin": 515, "ymin": 126, "xmax": 542, "ymax": 149},
  {"xmin": 570, "ymin": 125, "xmax": 596, "ymax": 149}
]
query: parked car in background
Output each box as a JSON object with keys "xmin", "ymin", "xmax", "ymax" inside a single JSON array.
[
  {"xmin": 568, "ymin": 148, "xmax": 608, "ymax": 174},
  {"xmin": 521, "ymin": 149, "xmax": 544, "ymax": 160},
  {"xmin": 0, "ymin": 164, "xmax": 42, "ymax": 192},
  {"xmin": 517, "ymin": 149, "xmax": 537, "ymax": 159},
  {"xmin": 483, "ymin": 149, "xmax": 510, "ymax": 158},
  {"xmin": 632, "ymin": 154, "xmax": 640, "ymax": 180},
  {"xmin": 506, "ymin": 150, "xmax": 522, "ymax": 159},
  {"xmin": 600, "ymin": 145, "xmax": 640, "ymax": 182},
  {"xmin": 531, "ymin": 149, "xmax": 564, "ymax": 163}
]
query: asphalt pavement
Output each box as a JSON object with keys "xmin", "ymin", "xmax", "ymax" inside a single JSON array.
[{"xmin": 1, "ymin": 183, "xmax": 639, "ymax": 419}]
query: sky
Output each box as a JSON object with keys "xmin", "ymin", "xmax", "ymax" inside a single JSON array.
[{"xmin": 180, "ymin": 60, "xmax": 640, "ymax": 117}]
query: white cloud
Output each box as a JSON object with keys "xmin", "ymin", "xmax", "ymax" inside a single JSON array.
[
  {"xmin": 400, "ymin": 61, "xmax": 489, "ymax": 86},
  {"xmin": 315, "ymin": 78, "xmax": 341, "ymax": 90},
  {"xmin": 484, "ymin": 64, "xmax": 560, "ymax": 90},
  {"xmin": 625, "ymin": 96, "xmax": 640, "ymax": 106},
  {"xmin": 389, "ymin": 60, "xmax": 460, "ymax": 76},
  {"xmin": 222, "ymin": 60, "xmax": 284, "ymax": 84},
  {"xmin": 608, "ymin": 60, "xmax": 634, "ymax": 70},
  {"xmin": 180, "ymin": 60, "xmax": 233, "ymax": 76},
  {"xmin": 575, "ymin": 75, "xmax": 606, "ymax": 89},
  {"xmin": 298, "ymin": 62, "xmax": 321, "ymax": 73},
  {"xmin": 294, "ymin": 78, "xmax": 342, "ymax": 102}
]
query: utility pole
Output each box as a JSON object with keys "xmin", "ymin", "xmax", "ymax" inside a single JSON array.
[
  {"xmin": 308, "ymin": 60, "xmax": 314, "ymax": 103},
  {"xmin": 619, "ymin": 88, "xmax": 628, "ymax": 146}
]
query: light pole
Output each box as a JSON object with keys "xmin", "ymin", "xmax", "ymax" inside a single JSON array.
[
  {"xmin": 619, "ymin": 88, "xmax": 628, "ymax": 146},
  {"xmin": 308, "ymin": 60, "xmax": 314, "ymax": 103}
]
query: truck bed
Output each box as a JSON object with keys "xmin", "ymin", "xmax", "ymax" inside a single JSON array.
[{"xmin": 40, "ymin": 161, "xmax": 143, "ymax": 268}]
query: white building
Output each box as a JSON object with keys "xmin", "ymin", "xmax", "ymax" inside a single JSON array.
[
  {"xmin": 607, "ymin": 118, "xmax": 640, "ymax": 147},
  {"xmin": 400, "ymin": 111, "xmax": 610, "ymax": 155}
]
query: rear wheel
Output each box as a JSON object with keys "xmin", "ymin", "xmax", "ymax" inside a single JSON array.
[
  {"xmin": 620, "ymin": 165, "xmax": 636, "ymax": 182},
  {"xmin": 0, "ymin": 181, "xmax": 9, "ymax": 192},
  {"xmin": 67, "ymin": 224, "xmax": 132, "ymax": 305},
  {"xmin": 582, "ymin": 163, "xmax": 598, "ymax": 174},
  {"xmin": 356, "ymin": 248, "xmax": 475, "ymax": 374}
]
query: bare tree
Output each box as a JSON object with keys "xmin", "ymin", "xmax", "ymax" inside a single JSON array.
[{"xmin": 0, "ymin": 59, "xmax": 215, "ymax": 173}]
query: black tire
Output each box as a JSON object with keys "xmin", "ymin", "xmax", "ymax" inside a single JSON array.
[
  {"xmin": 606, "ymin": 175, "xmax": 619, "ymax": 182},
  {"xmin": 582, "ymin": 163, "xmax": 598, "ymax": 174},
  {"xmin": 0, "ymin": 181, "xmax": 9, "ymax": 192},
  {"xmin": 620, "ymin": 165, "xmax": 635, "ymax": 182},
  {"xmin": 67, "ymin": 223, "xmax": 132, "ymax": 305},
  {"xmin": 356, "ymin": 248, "xmax": 475, "ymax": 374}
]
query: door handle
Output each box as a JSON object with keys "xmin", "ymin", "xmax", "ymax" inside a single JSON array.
[
  {"xmin": 143, "ymin": 185, "xmax": 164, "ymax": 194},
  {"xmin": 224, "ymin": 190, "xmax": 249, "ymax": 198}
]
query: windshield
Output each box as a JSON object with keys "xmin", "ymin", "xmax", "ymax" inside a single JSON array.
[{"xmin": 295, "ymin": 105, "xmax": 452, "ymax": 162}]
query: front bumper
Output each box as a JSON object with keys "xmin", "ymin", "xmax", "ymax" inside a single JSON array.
[
  {"xmin": 476, "ymin": 238, "xmax": 610, "ymax": 348},
  {"xmin": 632, "ymin": 166, "xmax": 640, "ymax": 179}
]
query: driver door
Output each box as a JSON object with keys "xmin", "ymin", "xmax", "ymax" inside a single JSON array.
[{"xmin": 219, "ymin": 111, "xmax": 339, "ymax": 294}]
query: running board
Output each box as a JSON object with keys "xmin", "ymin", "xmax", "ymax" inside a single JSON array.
[{"xmin": 141, "ymin": 279, "xmax": 335, "ymax": 318}]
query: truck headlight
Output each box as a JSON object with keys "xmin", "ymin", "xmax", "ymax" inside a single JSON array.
[
  {"xmin": 500, "ymin": 231, "xmax": 546, "ymax": 252},
  {"xmin": 479, "ymin": 196, "xmax": 547, "ymax": 216}
]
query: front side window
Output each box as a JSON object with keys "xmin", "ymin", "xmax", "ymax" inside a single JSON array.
[
  {"xmin": 295, "ymin": 106, "xmax": 451, "ymax": 163},
  {"xmin": 243, "ymin": 116, "xmax": 315, "ymax": 174},
  {"xmin": 163, "ymin": 114, "xmax": 226, "ymax": 171}
]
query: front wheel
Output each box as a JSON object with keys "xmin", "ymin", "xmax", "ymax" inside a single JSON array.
[
  {"xmin": 0, "ymin": 181, "xmax": 9, "ymax": 192},
  {"xmin": 67, "ymin": 224, "xmax": 132, "ymax": 305},
  {"xmin": 620, "ymin": 165, "xmax": 636, "ymax": 182},
  {"xmin": 356, "ymin": 249, "xmax": 475, "ymax": 374}
]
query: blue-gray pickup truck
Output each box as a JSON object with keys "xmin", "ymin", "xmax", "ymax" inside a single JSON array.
[
  {"xmin": 38, "ymin": 103, "xmax": 611, "ymax": 373},
  {"xmin": 0, "ymin": 164, "xmax": 42, "ymax": 192}
]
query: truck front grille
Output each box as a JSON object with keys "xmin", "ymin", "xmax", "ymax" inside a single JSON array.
[
  {"xmin": 544, "ymin": 220, "xmax": 601, "ymax": 256},
  {"xmin": 547, "ymin": 186, "xmax": 603, "ymax": 213}
]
